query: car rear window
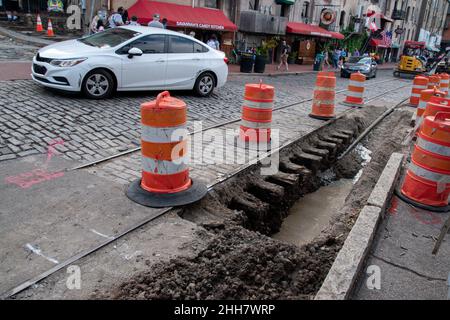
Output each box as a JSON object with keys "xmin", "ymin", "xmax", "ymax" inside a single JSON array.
[{"xmin": 79, "ymin": 28, "xmax": 140, "ymax": 48}]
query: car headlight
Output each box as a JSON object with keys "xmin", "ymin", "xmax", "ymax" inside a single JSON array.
[{"xmin": 50, "ymin": 58, "xmax": 87, "ymax": 67}]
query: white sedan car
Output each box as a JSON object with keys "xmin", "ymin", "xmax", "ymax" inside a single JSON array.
[{"xmin": 31, "ymin": 26, "xmax": 228, "ymax": 99}]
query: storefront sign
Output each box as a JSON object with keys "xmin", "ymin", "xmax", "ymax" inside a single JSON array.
[{"xmin": 176, "ymin": 21, "xmax": 225, "ymax": 30}]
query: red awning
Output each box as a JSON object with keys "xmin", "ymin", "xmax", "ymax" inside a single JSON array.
[
  {"xmin": 370, "ymin": 38, "xmax": 388, "ymax": 48},
  {"xmin": 286, "ymin": 22, "xmax": 344, "ymax": 40},
  {"xmin": 128, "ymin": 0, "xmax": 237, "ymax": 32},
  {"xmin": 328, "ymin": 31, "xmax": 345, "ymax": 40}
]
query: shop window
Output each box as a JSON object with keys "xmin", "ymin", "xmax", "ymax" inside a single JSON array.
[
  {"xmin": 339, "ymin": 11, "xmax": 346, "ymax": 27},
  {"xmin": 301, "ymin": 1, "xmax": 309, "ymax": 18},
  {"xmin": 406, "ymin": 6, "xmax": 410, "ymax": 20},
  {"xmin": 249, "ymin": 0, "xmax": 260, "ymax": 11},
  {"xmin": 169, "ymin": 36, "xmax": 195, "ymax": 54},
  {"xmin": 204, "ymin": 0, "xmax": 219, "ymax": 8}
]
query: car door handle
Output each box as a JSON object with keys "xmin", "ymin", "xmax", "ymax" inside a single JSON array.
[
  {"xmin": 156, "ymin": 59, "xmax": 165, "ymax": 63},
  {"xmin": 192, "ymin": 58, "xmax": 201, "ymax": 61}
]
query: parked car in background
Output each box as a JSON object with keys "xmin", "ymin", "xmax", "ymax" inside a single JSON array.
[
  {"xmin": 340, "ymin": 56, "xmax": 377, "ymax": 79},
  {"xmin": 31, "ymin": 26, "xmax": 228, "ymax": 99}
]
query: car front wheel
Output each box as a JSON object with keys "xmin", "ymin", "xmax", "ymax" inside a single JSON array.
[
  {"xmin": 82, "ymin": 70, "xmax": 114, "ymax": 99},
  {"xmin": 194, "ymin": 72, "xmax": 215, "ymax": 97}
]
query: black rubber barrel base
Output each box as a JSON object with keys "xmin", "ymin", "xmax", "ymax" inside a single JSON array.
[
  {"xmin": 126, "ymin": 179, "xmax": 208, "ymax": 208},
  {"xmin": 394, "ymin": 188, "xmax": 450, "ymax": 213},
  {"xmin": 309, "ymin": 113, "xmax": 336, "ymax": 120}
]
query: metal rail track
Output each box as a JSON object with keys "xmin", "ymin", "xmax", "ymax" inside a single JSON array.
[
  {"xmin": 68, "ymin": 77, "xmax": 409, "ymax": 171},
  {"xmin": 2, "ymin": 80, "xmax": 412, "ymax": 299}
]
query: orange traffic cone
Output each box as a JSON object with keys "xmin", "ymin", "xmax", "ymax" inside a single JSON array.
[
  {"xmin": 47, "ymin": 19, "xmax": 55, "ymax": 37},
  {"xmin": 36, "ymin": 14, "xmax": 43, "ymax": 32}
]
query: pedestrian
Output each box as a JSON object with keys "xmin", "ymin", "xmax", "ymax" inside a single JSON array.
[
  {"xmin": 353, "ymin": 48, "xmax": 360, "ymax": 57},
  {"xmin": 90, "ymin": 13, "xmax": 100, "ymax": 33},
  {"xmin": 122, "ymin": 9, "xmax": 129, "ymax": 24},
  {"xmin": 109, "ymin": 7, "xmax": 124, "ymax": 28},
  {"xmin": 189, "ymin": 31, "xmax": 196, "ymax": 38},
  {"xmin": 339, "ymin": 48, "xmax": 347, "ymax": 68},
  {"xmin": 162, "ymin": 18, "xmax": 168, "ymax": 29},
  {"xmin": 332, "ymin": 48, "xmax": 340, "ymax": 69},
  {"xmin": 323, "ymin": 50, "xmax": 331, "ymax": 69},
  {"xmin": 206, "ymin": 34, "xmax": 220, "ymax": 50},
  {"xmin": 129, "ymin": 16, "xmax": 140, "ymax": 26},
  {"xmin": 5, "ymin": 0, "xmax": 19, "ymax": 22},
  {"xmin": 96, "ymin": 19, "xmax": 105, "ymax": 33},
  {"xmin": 277, "ymin": 40, "xmax": 290, "ymax": 72},
  {"xmin": 148, "ymin": 13, "xmax": 164, "ymax": 28}
]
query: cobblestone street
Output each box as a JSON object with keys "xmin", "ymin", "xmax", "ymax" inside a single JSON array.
[{"xmin": 0, "ymin": 69, "xmax": 399, "ymax": 163}]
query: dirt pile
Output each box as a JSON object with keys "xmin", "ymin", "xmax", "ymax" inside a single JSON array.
[
  {"xmin": 112, "ymin": 226, "xmax": 342, "ymax": 300},
  {"xmin": 107, "ymin": 106, "xmax": 413, "ymax": 300}
]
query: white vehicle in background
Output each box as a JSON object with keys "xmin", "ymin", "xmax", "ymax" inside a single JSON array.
[{"xmin": 31, "ymin": 26, "xmax": 228, "ymax": 99}]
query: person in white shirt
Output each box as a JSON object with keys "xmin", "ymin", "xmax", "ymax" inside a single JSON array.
[
  {"xmin": 109, "ymin": 7, "xmax": 124, "ymax": 28},
  {"xmin": 206, "ymin": 34, "xmax": 220, "ymax": 50},
  {"xmin": 129, "ymin": 16, "xmax": 140, "ymax": 26},
  {"xmin": 148, "ymin": 13, "xmax": 164, "ymax": 28}
]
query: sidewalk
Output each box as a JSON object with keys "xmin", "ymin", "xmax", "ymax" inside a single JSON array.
[
  {"xmin": 228, "ymin": 62, "xmax": 397, "ymax": 76},
  {"xmin": 352, "ymin": 193, "xmax": 449, "ymax": 299}
]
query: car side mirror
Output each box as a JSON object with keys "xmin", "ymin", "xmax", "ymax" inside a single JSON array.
[{"xmin": 128, "ymin": 47, "xmax": 143, "ymax": 58}]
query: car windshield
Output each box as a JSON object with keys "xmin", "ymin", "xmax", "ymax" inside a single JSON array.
[
  {"xmin": 348, "ymin": 57, "xmax": 372, "ymax": 64},
  {"xmin": 78, "ymin": 28, "xmax": 140, "ymax": 48}
]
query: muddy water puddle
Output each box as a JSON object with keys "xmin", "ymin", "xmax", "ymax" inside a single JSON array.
[{"xmin": 273, "ymin": 179, "xmax": 354, "ymax": 246}]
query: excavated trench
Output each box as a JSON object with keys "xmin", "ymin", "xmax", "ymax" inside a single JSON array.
[{"xmin": 108, "ymin": 106, "xmax": 413, "ymax": 300}]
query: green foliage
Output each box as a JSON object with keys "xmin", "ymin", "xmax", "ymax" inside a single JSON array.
[
  {"xmin": 256, "ymin": 37, "xmax": 280, "ymax": 57},
  {"xmin": 337, "ymin": 27, "xmax": 368, "ymax": 53}
]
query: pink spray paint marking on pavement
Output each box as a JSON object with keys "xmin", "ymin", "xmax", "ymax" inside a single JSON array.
[{"xmin": 5, "ymin": 138, "xmax": 66, "ymax": 189}]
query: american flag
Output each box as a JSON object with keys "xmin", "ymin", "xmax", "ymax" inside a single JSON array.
[{"xmin": 380, "ymin": 30, "xmax": 392, "ymax": 47}]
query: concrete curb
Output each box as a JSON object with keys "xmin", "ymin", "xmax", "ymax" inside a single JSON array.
[
  {"xmin": 314, "ymin": 152, "xmax": 404, "ymax": 300},
  {"xmin": 0, "ymin": 25, "xmax": 55, "ymax": 46}
]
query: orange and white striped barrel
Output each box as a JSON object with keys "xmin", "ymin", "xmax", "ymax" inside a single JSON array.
[
  {"xmin": 239, "ymin": 83, "xmax": 274, "ymax": 143},
  {"xmin": 140, "ymin": 91, "xmax": 191, "ymax": 193},
  {"xmin": 343, "ymin": 72, "xmax": 365, "ymax": 106},
  {"xmin": 427, "ymin": 74, "xmax": 440, "ymax": 89},
  {"xmin": 409, "ymin": 75, "xmax": 428, "ymax": 106},
  {"xmin": 423, "ymin": 96, "xmax": 450, "ymax": 119},
  {"xmin": 416, "ymin": 88, "xmax": 445, "ymax": 129},
  {"xmin": 401, "ymin": 112, "xmax": 450, "ymax": 207},
  {"xmin": 317, "ymin": 71, "xmax": 335, "ymax": 77},
  {"xmin": 309, "ymin": 75, "xmax": 336, "ymax": 119},
  {"xmin": 439, "ymin": 73, "xmax": 449, "ymax": 95}
]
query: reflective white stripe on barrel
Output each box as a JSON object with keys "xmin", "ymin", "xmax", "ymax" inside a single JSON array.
[
  {"xmin": 142, "ymin": 155, "xmax": 189, "ymax": 174},
  {"xmin": 409, "ymin": 161, "xmax": 450, "ymax": 183},
  {"xmin": 347, "ymin": 91, "xmax": 363, "ymax": 98},
  {"xmin": 243, "ymin": 99, "xmax": 274, "ymax": 109},
  {"xmin": 411, "ymin": 93, "xmax": 421, "ymax": 97},
  {"xmin": 241, "ymin": 119, "xmax": 271, "ymax": 129},
  {"xmin": 313, "ymin": 99, "xmax": 335, "ymax": 105},
  {"xmin": 315, "ymin": 86, "xmax": 335, "ymax": 91},
  {"xmin": 142, "ymin": 124, "xmax": 187, "ymax": 143},
  {"xmin": 418, "ymin": 100, "xmax": 427, "ymax": 110},
  {"xmin": 349, "ymin": 80, "xmax": 364, "ymax": 88},
  {"xmin": 413, "ymin": 85, "xmax": 428, "ymax": 90},
  {"xmin": 417, "ymin": 137, "xmax": 450, "ymax": 156}
]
